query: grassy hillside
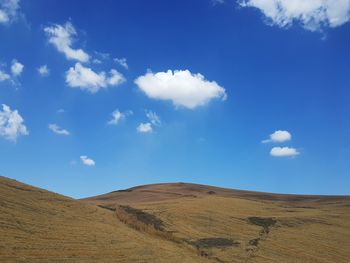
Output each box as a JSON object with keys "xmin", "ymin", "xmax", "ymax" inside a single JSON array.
[
  {"xmin": 0, "ymin": 176, "xmax": 209, "ymax": 263},
  {"xmin": 1, "ymin": 176, "xmax": 349, "ymax": 262},
  {"xmin": 85, "ymin": 183, "xmax": 350, "ymax": 263}
]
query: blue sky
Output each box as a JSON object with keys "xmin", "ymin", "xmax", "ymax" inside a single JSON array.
[{"xmin": 0, "ymin": 0, "xmax": 349, "ymax": 198}]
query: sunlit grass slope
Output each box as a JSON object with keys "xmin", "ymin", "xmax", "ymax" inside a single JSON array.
[
  {"xmin": 1, "ymin": 176, "xmax": 349, "ymax": 262},
  {"xmin": 85, "ymin": 182, "xmax": 350, "ymax": 263},
  {"xmin": 0, "ymin": 176, "xmax": 210, "ymax": 263}
]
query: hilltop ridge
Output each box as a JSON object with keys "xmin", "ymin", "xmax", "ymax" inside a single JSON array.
[
  {"xmin": 84, "ymin": 181, "xmax": 348, "ymax": 204},
  {"xmin": 1, "ymin": 175, "xmax": 350, "ymax": 263}
]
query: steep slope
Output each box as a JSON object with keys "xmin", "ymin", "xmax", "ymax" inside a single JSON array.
[
  {"xmin": 0, "ymin": 176, "xmax": 210, "ymax": 263},
  {"xmin": 85, "ymin": 183, "xmax": 350, "ymax": 263}
]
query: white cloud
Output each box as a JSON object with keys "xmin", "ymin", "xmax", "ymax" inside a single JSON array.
[
  {"xmin": 262, "ymin": 130, "xmax": 291, "ymax": 143},
  {"xmin": 136, "ymin": 111, "xmax": 160, "ymax": 133},
  {"xmin": 137, "ymin": 122, "xmax": 153, "ymax": 133},
  {"xmin": 0, "ymin": 0, "xmax": 20, "ymax": 24},
  {"xmin": 135, "ymin": 70, "xmax": 227, "ymax": 109},
  {"xmin": 108, "ymin": 110, "xmax": 124, "ymax": 125},
  {"xmin": 0, "ymin": 69, "xmax": 10, "ymax": 81},
  {"xmin": 108, "ymin": 109, "xmax": 133, "ymax": 125},
  {"xmin": 65, "ymin": 63, "xmax": 125, "ymax": 93},
  {"xmin": 0, "ymin": 59, "xmax": 23, "ymax": 83},
  {"xmin": 270, "ymin": 146, "xmax": 300, "ymax": 157},
  {"xmin": 239, "ymin": 0, "xmax": 350, "ymax": 31},
  {"xmin": 114, "ymin": 57, "xmax": 128, "ymax": 69},
  {"xmin": 37, "ymin": 65, "xmax": 49, "ymax": 76},
  {"xmin": 108, "ymin": 69, "xmax": 125, "ymax": 86},
  {"xmin": 56, "ymin": 108, "xmax": 65, "ymax": 114},
  {"xmin": 48, "ymin": 123, "xmax": 69, "ymax": 135},
  {"xmin": 11, "ymin": 59, "xmax": 23, "ymax": 76},
  {"xmin": 44, "ymin": 22, "xmax": 90, "ymax": 62},
  {"xmin": 146, "ymin": 110, "xmax": 161, "ymax": 126},
  {"xmin": 80, "ymin": 155, "xmax": 95, "ymax": 166},
  {"xmin": 0, "ymin": 104, "xmax": 28, "ymax": 142}
]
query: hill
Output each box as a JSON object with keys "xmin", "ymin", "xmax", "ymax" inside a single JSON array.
[
  {"xmin": 0, "ymin": 176, "xmax": 209, "ymax": 263},
  {"xmin": 1, "ymin": 176, "xmax": 350, "ymax": 262},
  {"xmin": 84, "ymin": 182, "xmax": 350, "ymax": 263}
]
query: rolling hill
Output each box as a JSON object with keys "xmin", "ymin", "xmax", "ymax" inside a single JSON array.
[{"xmin": 1, "ymin": 176, "xmax": 349, "ymax": 262}]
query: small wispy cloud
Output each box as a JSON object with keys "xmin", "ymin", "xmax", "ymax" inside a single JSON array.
[
  {"xmin": 95, "ymin": 51, "xmax": 110, "ymax": 60},
  {"xmin": 37, "ymin": 65, "xmax": 50, "ymax": 76},
  {"xmin": 136, "ymin": 110, "xmax": 161, "ymax": 133},
  {"xmin": 44, "ymin": 21, "xmax": 90, "ymax": 62},
  {"xmin": 270, "ymin": 147, "xmax": 299, "ymax": 157},
  {"xmin": 114, "ymin": 57, "xmax": 128, "ymax": 69},
  {"xmin": 80, "ymin": 155, "xmax": 95, "ymax": 166},
  {"xmin": 11, "ymin": 59, "xmax": 24, "ymax": 76},
  {"xmin": 0, "ymin": 59, "xmax": 24, "ymax": 84},
  {"xmin": 92, "ymin": 58, "xmax": 102, "ymax": 64},
  {"xmin": 108, "ymin": 109, "xmax": 133, "ymax": 125},
  {"xmin": 146, "ymin": 110, "xmax": 161, "ymax": 126},
  {"xmin": 0, "ymin": 0, "xmax": 21, "ymax": 25},
  {"xmin": 137, "ymin": 122, "xmax": 152, "ymax": 133},
  {"xmin": 0, "ymin": 69, "xmax": 10, "ymax": 81},
  {"xmin": 48, "ymin": 123, "xmax": 70, "ymax": 136},
  {"xmin": 262, "ymin": 130, "xmax": 291, "ymax": 143},
  {"xmin": 92, "ymin": 51, "xmax": 110, "ymax": 64},
  {"xmin": 0, "ymin": 104, "xmax": 28, "ymax": 142}
]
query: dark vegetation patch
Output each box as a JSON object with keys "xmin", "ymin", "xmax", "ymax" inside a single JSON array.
[
  {"xmin": 118, "ymin": 205, "xmax": 165, "ymax": 231},
  {"xmin": 110, "ymin": 189, "xmax": 132, "ymax": 193},
  {"xmin": 247, "ymin": 217, "xmax": 276, "ymax": 233},
  {"xmin": 248, "ymin": 238, "xmax": 260, "ymax": 247},
  {"xmin": 128, "ymin": 185, "xmax": 146, "ymax": 191},
  {"xmin": 183, "ymin": 194, "xmax": 197, "ymax": 198},
  {"xmin": 294, "ymin": 206, "xmax": 316, "ymax": 209},
  {"xmin": 207, "ymin": 191, "xmax": 216, "ymax": 195},
  {"xmin": 191, "ymin": 238, "xmax": 239, "ymax": 249},
  {"xmin": 98, "ymin": 205, "xmax": 116, "ymax": 211},
  {"xmin": 246, "ymin": 217, "xmax": 277, "ymax": 253}
]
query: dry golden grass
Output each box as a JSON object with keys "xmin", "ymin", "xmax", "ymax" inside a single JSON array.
[
  {"xmin": 1, "ymin": 177, "xmax": 349, "ymax": 262},
  {"xmin": 86, "ymin": 182, "xmax": 350, "ymax": 263},
  {"xmin": 0, "ymin": 176, "xmax": 210, "ymax": 263}
]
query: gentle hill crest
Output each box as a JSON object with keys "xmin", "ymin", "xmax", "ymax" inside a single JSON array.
[
  {"xmin": 83, "ymin": 181, "xmax": 349, "ymax": 205},
  {"xmin": 1, "ymin": 176, "xmax": 350, "ymax": 263}
]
